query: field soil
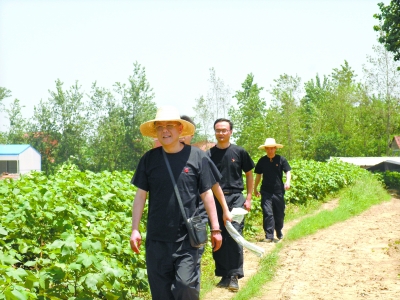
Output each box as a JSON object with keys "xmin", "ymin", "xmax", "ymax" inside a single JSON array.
[{"xmin": 201, "ymin": 197, "xmax": 400, "ymax": 300}]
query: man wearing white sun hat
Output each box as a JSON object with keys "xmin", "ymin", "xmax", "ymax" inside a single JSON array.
[
  {"xmin": 253, "ymin": 138, "xmax": 292, "ymax": 243},
  {"xmin": 130, "ymin": 106, "xmax": 222, "ymax": 300}
]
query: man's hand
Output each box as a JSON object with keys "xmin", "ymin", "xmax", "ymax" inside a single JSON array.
[
  {"xmin": 244, "ymin": 198, "xmax": 252, "ymax": 211},
  {"xmin": 222, "ymin": 210, "xmax": 233, "ymax": 225},
  {"xmin": 253, "ymin": 188, "xmax": 260, "ymax": 197},
  {"xmin": 284, "ymin": 182, "xmax": 290, "ymax": 190},
  {"xmin": 130, "ymin": 229, "xmax": 142, "ymax": 254},
  {"xmin": 211, "ymin": 232, "xmax": 222, "ymax": 251}
]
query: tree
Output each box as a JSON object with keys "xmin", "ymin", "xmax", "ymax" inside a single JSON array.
[
  {"xmin": 363, "ymin": 43, "xmax": 400, "ymax": 155},
  {"xmin": 109, "ymin": 62, "xmax": 156, "ymax": 171},
  {"xmin": 374, "ymin": 1, "xmax": 400, "ymax": 68},
  {"xmin": 299, "ymin": 74, "xmax": 331, "ymax": 158},
  {"xmin": 4, "ymin": 99, "xmax": 29, "ymax": 144},
  {"xmin": 193, "ymin": 68, "xmax": 231, "ymax": 140},
  {"xmin": 299, "ymin": 62, "xmax": 364, "ymax": 160},
  {"xmin": 0, "ymin": 87, "xmax": 12, "ymax": 143},
  {"xmin": 268, "ymin": 74, "xmax": 303, "ymax": 160},
  {"xmin": 29, "ymin": 99, "xmax": 61, "ymax": 174},
  {"xmin": 230, "ymin": 73, "xmax": 266, "ymax": 158},
  {"xmin": 193, "ymin": 95, "xmax": 212, "ymax": 139}
]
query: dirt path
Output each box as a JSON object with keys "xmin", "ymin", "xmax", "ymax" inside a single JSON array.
[{"xmin": 202, "ymin": 198, "xmax": 400, "ymax": 300}]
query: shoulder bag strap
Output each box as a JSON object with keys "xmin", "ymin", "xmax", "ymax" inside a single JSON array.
[{"xmin": 162, "ymin": 149, "xmax": 190, "ymax": 226}]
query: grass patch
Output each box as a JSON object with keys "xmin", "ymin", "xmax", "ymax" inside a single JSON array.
[{"xmin": 200, "ymin": 172, "xmax": 391, "ymax": 299}]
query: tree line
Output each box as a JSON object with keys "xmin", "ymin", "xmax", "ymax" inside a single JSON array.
[{"xmin": 1, "ymin": 43, "xmax": 400, "ymax": 175}]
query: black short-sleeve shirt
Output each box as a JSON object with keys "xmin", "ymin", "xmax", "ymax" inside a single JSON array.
[
  {"xmin": 207, "ymin": 144, "xmax": 255, "ymax": 191},
  {"xmin": 131, "ymin": 145, "xmax": 216, "ymax": 242},
  {"xmin": 254, "ymin": 154, "xmax": 291, "ymax": 194}
]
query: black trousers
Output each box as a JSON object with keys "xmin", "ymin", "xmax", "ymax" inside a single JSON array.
[
  {"xmin": 212, "ymin": 193, "xmax": 244, "ymax": 278},
  {"xmin": 261, "ymin": 191, "xmax": 285, "ymax": 240},
  {"xmin": 146, "ymin": 239, "xmax": 200, "ymax": 300}
]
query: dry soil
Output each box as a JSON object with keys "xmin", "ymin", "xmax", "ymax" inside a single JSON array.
[{"xmin": 201, "ymin": 197, "xmax": 400, "ymax": 300}]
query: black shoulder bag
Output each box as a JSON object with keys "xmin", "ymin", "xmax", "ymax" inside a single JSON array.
[{"xmin": 162, "ymin": 149, "xmax": 208, "ymax": 248}]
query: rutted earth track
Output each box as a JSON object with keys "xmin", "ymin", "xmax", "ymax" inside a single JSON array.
[{"xmin": 202, "ymin": 198, "xmax": 400, "ymax": 300}]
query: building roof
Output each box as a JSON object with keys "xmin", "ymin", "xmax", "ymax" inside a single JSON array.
[
  {"xmin": 333, "ymin": 157, "xmax": 400, "ymax": 167},
  {"xmin": 367, "ymin": 160, "xmax": 400, "ymax": 172},
  {"xmin": 0, "ymin": 144, "xmax": 31, "ymax": 155}
]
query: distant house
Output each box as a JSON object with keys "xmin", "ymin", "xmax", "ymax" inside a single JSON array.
[
  {"xmin": 366, "ymin": 160, "xmax": 400, "ymax": 172},
  {"xmin": 0, "ymin": 144, "xmax": 41, "ymax": 175},
  {"xmin": 333, "ymin": 156, "xmax": 400, "ymax": 173},
  {"xmin": 389, "ymin": 136, "xmax": 400, "ymax": 155},
  {"xmin": 333, "ymin": 157, "xmax": 400, "ymax": 169}
]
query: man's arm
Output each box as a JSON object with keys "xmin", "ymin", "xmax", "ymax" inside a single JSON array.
[
  {"xmin": 243, "ymin": 170, "xmax": 254, "ymax": 211},
  {"xmin": 211, "ymin": 183, "xmax": 233, "ymax": 224},
  {"xmin": 200, "ymin": 189, "xmax": 222, "ymax": 252},
  {"xmin": 253, "ymin": 173, "xmax": 262, "ymax": 197},
  {"xmin": 130, "ymin": 188, "xmax": 147, "ymax": 254},
  {"xmin": 284, "ymin": 171, "xmax": 291, "ymax": 190}
]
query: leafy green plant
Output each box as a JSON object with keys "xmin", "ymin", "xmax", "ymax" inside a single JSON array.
[{"xmin": 0, "ymin": 164, "xmax": 150, "ymax": 299}]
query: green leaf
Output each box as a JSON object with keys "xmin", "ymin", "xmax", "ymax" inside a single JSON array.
[
  {"xmin": 0, "ymin": 226, "xmax": 8, "ymax": 236},
  {"xmin": 0, "ymin": 253, "xmax": 19, "ymax": 265},
  {"xmin": 6, "ymin": 268, "xmax": 28, "ymax": 282},
  {"xmin": 102, "ymin": 193, "xmax": 116, "ymax": 201},
  {"xmin": 0, "ymin": 186, "xmax": 9, "ymax": 194},
  {"xmin": 84, "ymin": 273, "xmax": 100, "ymax": 291},
  {"xmin": 68, "ymin": 262, "xmax": 82, "ymax": 271},
  {"xmin": 54, "ymin": 206, "xmax": 66, "ymax": 212},
  {"xmin": 76, "ymin": 253, "xmax": 93, "ymax": 268},
  {"xmin": 24, "ymin": 261, "xmax": 36, "ymax": 267},
  {"xmin": 104, "ymin": 292, "xmax": 120, "ymax": 300}
]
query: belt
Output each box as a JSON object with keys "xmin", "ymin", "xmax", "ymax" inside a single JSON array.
[{"xmin": 223, "ymin": 189, "xmax": 242, "ymax": 195}]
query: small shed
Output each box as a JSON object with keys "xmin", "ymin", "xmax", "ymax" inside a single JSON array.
[
  {"xmin": 367, "ymin": 160, "xmax": 400, "ymax": 172},
  {"xmin": 333, "ymin": 157, "xmax": 400, "ymax": 169},
  {"xmin": 0, "ymin": 144, "xmax": 41, "ymax": 175}
]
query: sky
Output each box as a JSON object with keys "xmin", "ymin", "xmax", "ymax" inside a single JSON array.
[{"xmin": 0, "ymin": 0, "xmax": 389, "ymax": 129}]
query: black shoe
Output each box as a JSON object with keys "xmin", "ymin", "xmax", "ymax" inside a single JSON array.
[
  {"xmin": 278, "ymin": 234, "xmax": 284, "ymax": 240},
  {"xmin": 216, "ymin": 276, "xmax": 230, "ymax": 288},
  {"xmin": 228, "ymin": 276, "xmax": 239, "ymax": 292},
  {"xmin": 276, "ymin": 230, "xmax": 283, "ymax": 240}
]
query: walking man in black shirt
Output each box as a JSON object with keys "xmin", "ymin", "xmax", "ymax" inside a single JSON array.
[
  {"xmin": 207, "ymin": 118, "xmax": 255, "ymax": 292},
  {"xmin": 253, "ymin": 138, "xmax": 291, "ymax": 242},
  {"xmin": 130, "ymin": 106, "xmax": 222, "ymax": 300}
]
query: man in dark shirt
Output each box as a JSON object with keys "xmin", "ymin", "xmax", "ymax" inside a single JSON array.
[
  {"xmin": 207, "ymin": 118, "xmax": 255, "ymax": 292},
  {"xmin": 130, "ymin": 106, "xmax": 222, "ymax": 300},
  {"xmin": 254, "ymin": 138, "xmax": 292, "ymax": 243}
]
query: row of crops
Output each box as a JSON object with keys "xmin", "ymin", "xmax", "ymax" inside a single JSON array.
[{"xmin": 0, "ymin": 160, "xmax": 375, "ymax": 299}]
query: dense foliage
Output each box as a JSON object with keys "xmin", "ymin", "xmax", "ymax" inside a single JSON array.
[
  {"xmin": 380, "ymin": 170, "xmax": 400, "ymax": 189},
  {"xmin": 374, "ymin": 0, "xmax": 400, "ymax": 66},
  {"xmin": 0, "ymin": 159, "xmax": 372, "ymax": 299},
  {"xmin": 0, "ymin": 164, "xmax": 149, "ymax": 299}
]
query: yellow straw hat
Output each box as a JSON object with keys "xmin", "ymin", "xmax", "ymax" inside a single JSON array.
[
  {"xmin": 139, "ymin": 106, "xmax": 195, "ymax": 138},
  {"xmin": 258, "ymin": 138, "xmax": 284, "ymax": 150}
]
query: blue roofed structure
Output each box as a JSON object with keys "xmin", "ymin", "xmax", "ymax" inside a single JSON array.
[{"xmin": 0, "ymin": 144, "xmax": 41, "ymax": 175}]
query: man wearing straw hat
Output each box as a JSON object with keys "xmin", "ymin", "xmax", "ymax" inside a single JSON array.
[
  {"xmin": 130, "ymin": 106, "xmax": 222, "ymax": 300},
  {"xmin": 254, "ymin": 138, "xmax": 292, "ymax": 243}
]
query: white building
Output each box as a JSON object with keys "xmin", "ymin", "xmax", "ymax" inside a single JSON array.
[
  {"xmin": 332, "ymin": 157, "xmax": 400, "ymax": 169},
  {"xmin": 0, "ymin": 144, "xmax": 41, "ymax": 175}
]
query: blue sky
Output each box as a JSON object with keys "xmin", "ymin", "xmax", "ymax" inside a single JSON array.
[{"xmin": 0, "ymin": 0, "xmax": 388, "ymax": 129}]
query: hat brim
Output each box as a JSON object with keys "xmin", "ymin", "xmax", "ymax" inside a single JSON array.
[
  {"xmin": 258, "ymin": 144, "xmax": 284, "ymax": 150},
  {"xmin": 140, "ymin": 119, "xmax": 195, "ymax": 138}
]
